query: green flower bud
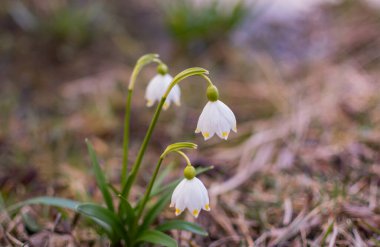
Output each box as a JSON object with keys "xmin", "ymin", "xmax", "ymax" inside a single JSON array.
[
  {"xmin": 206, "ymin": 85, "xmax": 219, "ymax": 102},
  {"xmin": 157, "ymin": 63, "xmax": 168, "ymax": 75},
  {"xmin": 184, "ymin": 165, "xmax": 196, "ymax": 180}
]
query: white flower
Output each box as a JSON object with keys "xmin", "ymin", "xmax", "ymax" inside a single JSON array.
[
  {"xmin": 145, "ymin": 74, "xmax": 181, "ymax": 110},
  {"xmin": 170, "ymin": 177, "xmax": 210, "ymax": 218},
  {"xmin": 195, "ymin": 100, "xmax": 237, "ymax": 140}
]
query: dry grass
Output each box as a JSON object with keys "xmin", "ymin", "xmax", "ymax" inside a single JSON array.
[{"xmin": 1, "ymin": 0, "xmax": 380, "ymax": 246}]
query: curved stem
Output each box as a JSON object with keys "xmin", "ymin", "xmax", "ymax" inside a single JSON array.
[
  {"xmin": 120, "ymin": 67, "xmax": 210, "ymax": 200},
  {"xmin": 132, "ymin": 150, "xmax": 193, "ymax": 236},
  {"xmin": 121, "ymin": 89, "xmax": 133, "ymax": 183},
  {"xmin": 128, "ymin": 55, "xmax": 161, "ymax": 90},
  {"xmin": 200, "ymin": 74, "xmax": 214, "ymax": 87},
  {"xmin": 163, "ymin": 68, "xmax": 210, "ymax": 98},
  {"xmin": 175, "ymin": 151, "xmax": 191, "ymax": 166},
  {"xmin": 121, "ymin": 98, "xmax": 166, "ymax": 198},
  {"xmin": 121, "ymin": 54, "xmax": 162, "ymax": 187}
]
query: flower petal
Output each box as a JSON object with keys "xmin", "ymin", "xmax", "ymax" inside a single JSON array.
[
  {"xmin": 170, "ymin": 177, "xmax": 210, "ymax": 217},
  {"xmin": 186, "ymin": 179, "xmax": 203, "ymax": 217},
  {"xmin": 197, "ymin": 102, "xmax": 218, "ymax": 140},
  {"xmin": 215, "ymin": 100, "xmax": 236, "ymax": 131},
  {"xmin": 145, "ymin": 74, "xmax": 175, "ymax": 108},
  {"xmin": 171, "ymin": 179, "xmax": 186, "ymax": 207},
  {"xmin": 167, "ymin": 84, "xmax": 181, "ymax": 106},
  {"xmin": 195, "ymin": 100, "xmax": 237, "ymax": 140}
]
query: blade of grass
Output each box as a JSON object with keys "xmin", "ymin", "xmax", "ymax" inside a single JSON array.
[
  {"xmin": 7, "ymin": 197, "xmax": 80, "ymax": 213},
  {"xmin": 157, "ymin": 220, "xmax": 208, "ymax": 236},
  {"xmin": 86, "ymin": 139, "xmax": 114, "ymax": 212},
  {"xmin": 139, "ymin": 192, "xmax": 171, "ymax": 233},
  {"xmin": 136, "ymin": 229, "xmax": 177, "ymax": 247},
  {"xmin": 76, "ymin": 203, "xmax": 128, "ymax": 243}
]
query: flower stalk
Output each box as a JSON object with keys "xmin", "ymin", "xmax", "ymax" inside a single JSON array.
[
  {"xmin": 135, "ymin": 157, "xmax": 164, "ymax": 221},
  {"xmin": 14, "ymin": 54, "xmax": 237, "ymax": 247},
  {"xmin": 121, "ymin": 89, "xmax": 133, "ymax": 183},
  {"xmin": 133, "ymin": 143, "xmax": 198, "ymax": 236},
  {"xmin": 121, "ymin": 67, "xmax": 210, "ymax": 200},
  {"xmin": 121, "ymin": 54, "xmax": 163, "ymax": 185},
  {"xmin": 121, "ymin": 97, "xmax": 166, "ymax": 199}
]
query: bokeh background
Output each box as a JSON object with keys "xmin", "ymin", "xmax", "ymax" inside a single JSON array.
[{"xmin": 1, "ymin": 0, "xmax": 380, "ymax": 246}]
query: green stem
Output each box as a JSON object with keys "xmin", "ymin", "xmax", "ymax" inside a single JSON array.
[
  {"xmin": 200, "ymin": 74, "xmax": 214, "ymax": 87},
  {"xmin": 135, "ymin": 158, "xmax": 164, "ymax": 222},
  {"xmin": 162, "ymin": 67, "xmax": 210, "ymax": 98},
  {"xmin": 121, "ymin": 98, "xmax": 166, "ymax": 198},
  {"xmin": 175, "ymin": 151, "xmax": 191, "ymax": 166},
  {"xmin": 120, "ymin": 67, "xmax": 209, "ymax": 200},
  {"xmin": 120, "ymin": 54, "xmax": 161, "ymax": 188},
  {"xmin": 128, "ymin": 54, "xmax": 161, "ymax": 91},
  {"xmin": 121, "ymin": 89, "xmax": 133, "ymax": 184}
]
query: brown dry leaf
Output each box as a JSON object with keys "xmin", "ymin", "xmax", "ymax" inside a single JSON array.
[{"xmin": 29, "ymin": 231, "xmax": 77, "ymax": 247}]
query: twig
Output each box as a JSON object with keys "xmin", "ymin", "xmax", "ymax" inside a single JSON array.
[
  {"xmin": 283, "ymin": 198, "xmax": 293, "ymax": 225},
  {"xmin": 328, "ymin": 224, "xmax": 338, "ymax": 247},
  {"xmin": 52, "ymin": 213, "xmax": 61, "ymax": 232},
  {"xmin": 6, "ymin": 232, "xmax": 24, "ymax": 246},
  {"xmin": 70, "ymin": 212, "xmax": 81, "ymax": 231}
]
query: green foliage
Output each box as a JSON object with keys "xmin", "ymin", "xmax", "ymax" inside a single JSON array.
[
  {"xmin": 40, "ymin": 4, "xmax": 103, "ymax": 48},
  {"xmin": 7, "ymin": 55, "xmax": 214, "ymax": 246},
  {"xmin": 86, "ymin": 139, "xmax": 114, "ymax": 212},
  {"xmin": 139, "ymin": 192, "xmax": 171, "ymax": 233},
  {"xmin": 7, "ymin": 148, "xmax": 212, "ymax": 246},
  {"xmin": 163, "ymin": 0, "xmax": 248, "ymax": 49},
  {"xmin": 136, "ymin": 229, "xmax": 177, "ymax": 247},
  {"xmin": 21, "ymin": 211, "xmax": 41, "ymax": 233},
  {"xmin": 7, "ymin": 196, "xmax": 80, "ymax": 213},
  {"xmin": 151, "ymin": 162, "xmax": 175, "ymax": 193},
  {"xmin": 117, "ymin": 194, "xmax": 136, "ymax": 229},
  {"xmin": 157, "ymin": 220, "xmax": 208, "ymax": 236},
  {"xmin": 6, "ymin": 2, "xmax": 107, "ymax": 59},
  {"xmin": 76, "ymin": 203, "xmax": 128, "ymax": 243}
]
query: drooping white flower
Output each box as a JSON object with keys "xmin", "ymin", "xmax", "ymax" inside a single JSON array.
[
  {"xmin": 195, "ymin": 100, "xmax": 237, "ymax": 140},
  {"xmin": 170, "ymin": 177, "xmax": 210, "ymax": 218},
  {"xmin": 145, "ymin": 74, "xmax": 181, "ymax": 110}
]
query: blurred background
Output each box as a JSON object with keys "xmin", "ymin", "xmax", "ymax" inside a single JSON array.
[{"xmin": 1, "ymin": 0, "xmax": 380, "ymax": 246}]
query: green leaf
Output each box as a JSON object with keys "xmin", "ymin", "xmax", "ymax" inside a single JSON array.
[
  {"xmin": 76, "ymin": 203, "xmax": 128, "ymax": 243},
  {"xmin": 136, "ymin": 230, "xmax": 177, "ymax": 247},
  {"xmin": 139, "ymin": 192, "xmax": 171, "ymax": 232},
  {"xmin": 0, "ymin": 192, "xmax": 5, "ymax": 211},
  {"xmin": 157, "ymin": 220, "xmax": 208, "ymax": 236},
  {"xmin": 7, "ymin": 197, "xmax": 80, "ymax": 213},
  {"xmin": 195, "ymin": 165, "xmax": 214, "ymax": 176},
  {"xmin": 134, "ymin": 162, "xmax": 174, "ymax": 212},
  {"xmin": 22, "ymin": 212, "xmax": 41, "ymax": 233},
  {"xmin": 117, "ymin": 194, "xmax": 136, "ymax": 229},
  {"xmin": 150, "ymin": 162, "xmax": 174, "ymax": 197},
  {"xmin": 86, "ymin": 139, "xmax": 114, "ymax": 212},
  {"xmin": 108, "ymin": 183, "xmax": 120, "ymax": 196}
]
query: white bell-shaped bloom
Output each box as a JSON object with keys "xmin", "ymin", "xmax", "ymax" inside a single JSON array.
[
  {"xmin": 145, "ymin": 74, "xmax": 181, "ymax": 110},
  {"xmin": 170, "ymin": 177, "xmax": 210, "ymax": 218},
  {"xmin": 195, "ymin": 100, "xmax": 237, "ymax": 140}
]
